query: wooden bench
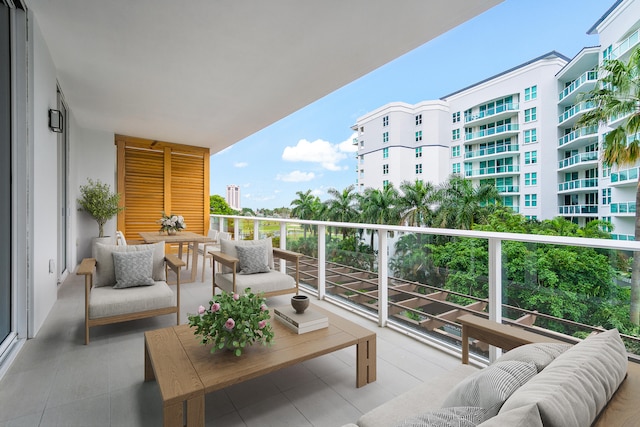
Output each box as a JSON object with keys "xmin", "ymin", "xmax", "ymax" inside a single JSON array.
[
  {"xmin": 457, "ymin": 314, "xmax": 567, "ymax": 364},
  {"xmin": 457, "ymin": 313, "xmax": 640, "ymax": 426}
]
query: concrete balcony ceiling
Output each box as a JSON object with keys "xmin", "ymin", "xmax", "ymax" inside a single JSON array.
[{"xmin": 28, "ymin": 0, "xmax": 502, "ymax": 153}]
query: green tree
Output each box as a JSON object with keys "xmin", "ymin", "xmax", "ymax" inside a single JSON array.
[
  {"xmin": 398, "ymin": 180, "xmax": 439, "ymax": 227},
  {"xmin": 325, "ymin": 185, "xmax": 359, "ymax": 239},
  {"xmin": 359, "ymin": 184, "xmax": 401, "ymax": 251},
  {"xmin": 433, "ymin": 175, "xmax": 500, "ymax": 230},
  {"xmin": 577, "ymin": 46, "xmax": 640, "ymax": 324},
  {"xmin": 209, "ymin": 194, "xmax": 236, "ymax": 215},
  {"xmin": 291, "ymin": 189, "xmax": 319, "ymax": 238}
]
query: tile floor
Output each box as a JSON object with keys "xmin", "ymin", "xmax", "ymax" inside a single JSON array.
[{"xmin": 0, "ymin": 263, "xmax": 464, "ymax": 427}]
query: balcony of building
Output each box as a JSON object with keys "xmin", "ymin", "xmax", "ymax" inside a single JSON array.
[
  {"xmin": 558, "ymin": 70, "xmax": 598, "ymax": 105},
  {"xmin": 464, "ymin": 124, "xmax": 519, "ymax": 144},
  {"xmin": 557, "ymin": 126, "xmax": 598, "ymax": 149},
  {"xmin": 558, "ymin": 101, "xmax": 596, "ymax": 127},
  {"xmin": 464, "ymin": 164, "xmax": 520, "ymax": 178},
  {"xmin": 463, "ymin": 103, "xmax": 519, "ymax": 126},
  {"xmin": 610, "ymin": 167, "xmax": 639, "ymax": 187},
  {"xmin": 464, "ymin": 144, "xmax": 519, "ymax": 161},
  {"xmin": 558, "ymin": 204, "xmax": 598, "ymax": 215},
  {"xmin": 612, "ymin": 233, "xmax": 636, "ymax": 241},
  {"xmin": 496, "ymin": 185, "xmax": 520, "ymax": 194},
  {"xmin": 610, "ymin": 28, "xmax": 640, "ymax": 60},
  {"xmin": 557, "ymin": 151, "xmax": 599, "ymax": 172},
  {"xmin": 557, "ymin": 178, "xmax": 599, "ymax": 193},
  {"xmin": 611, "ymin": 202, "xmax": 637, "ymax": 216}
]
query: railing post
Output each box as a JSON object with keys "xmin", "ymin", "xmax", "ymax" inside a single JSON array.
[
  {"xmin": 378, "ymin": 229, "xmax": 388, "ymax": 327},
  {"xmin": 253, "ymin": 220, "xmax": 259, "ymax": 240},
  {"xmin": 318, "ymin": 224, "xmax": 326, "ymax": 300},
  {"xmin": 488, "ymin": 237, "xmax": 502, "ymax": 362},
  {"xmin": 279, "ymin": 222, "xmax": 286, "ymax": 272}
]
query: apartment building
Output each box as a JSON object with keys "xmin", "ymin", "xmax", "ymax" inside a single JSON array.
[
  {"xmin": 353, "ymin": 0, "xmax": 640, "ymax": 235},
  {"xmin": 226, "ymin": 184, "xmax": 241, "ymax": 211}
]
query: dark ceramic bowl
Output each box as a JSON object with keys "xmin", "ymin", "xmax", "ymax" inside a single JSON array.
[{"xmin": 291, "ymin": 295, "xmax": 310, "ymax": 314}]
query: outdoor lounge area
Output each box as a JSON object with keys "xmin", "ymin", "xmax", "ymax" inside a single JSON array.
[{"xmin": 0, "ymin": 265, "xmax": 464, "ymax": 427}]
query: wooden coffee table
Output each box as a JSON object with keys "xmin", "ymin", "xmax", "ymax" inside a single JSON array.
[{"xmin": 144, "ymin": 304, "xmax": 377, "ymax": 427}]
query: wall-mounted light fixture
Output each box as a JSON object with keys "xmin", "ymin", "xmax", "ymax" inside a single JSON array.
[{"xmin": 49, "ymin": 109, "xmax": 63, "ymax": 133}]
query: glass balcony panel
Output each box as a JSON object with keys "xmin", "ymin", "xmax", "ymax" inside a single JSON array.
[
  {"xmin": 558, "ymin": 151, "xmax": 598, "ymax": 169},
  {"xmin": 464, "ymin": 124, "xmax": 519, "ymax": 142},
  {"xmin": 558, "ymin": 70, "xmax": 598, "ymax": 102},
  {"xmin": 558, "ymin": 126, "xmax": 598, "ymax": 147},
  {"xmin": 558, "ymin": 101, "xmax": 595, "ymax": 124},
  {"xmin": 610, "ymin": 28, "xmax": 640, "ymax": 59},
  {"xmin": 610, "ymin": 202, "xmax": 636, "ymax": 214}
]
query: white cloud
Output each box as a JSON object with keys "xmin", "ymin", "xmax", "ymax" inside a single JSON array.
[
  {"xmin": 311, "ymin": 188, "xmax": 324, "ymax": 197},
  {"xmin": 275, "ymin": 170, "xmax": 316, "ymax": 182},
  {"xmin": 282, "ymin": 133, "xmax": 357, "ymax": 171},
  {"xmin": 234, "ymin": 162, "xmax": 248, "ymax": 168}
]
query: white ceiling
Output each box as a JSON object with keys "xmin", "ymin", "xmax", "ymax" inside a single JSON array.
[{"xmin": 28, "ymin": 0, "xmax": 502, "ymax": 153}]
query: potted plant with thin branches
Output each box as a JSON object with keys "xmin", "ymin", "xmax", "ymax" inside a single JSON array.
[{"xmin": 77, "ymin": 179, "xmax": 124, "ymax": 240}]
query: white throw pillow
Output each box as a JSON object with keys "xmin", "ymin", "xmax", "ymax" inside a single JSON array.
[
  {"xmin": 494, "ymin": 342, "xmax": 572, "ymax": 372},
  {"xmin": 393, "ymin": 407, "xmax": 489, "ymax": 427}
]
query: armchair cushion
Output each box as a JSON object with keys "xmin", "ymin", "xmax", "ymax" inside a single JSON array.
[
  {"xmin": 220, "ymin": 238, "xmax": 274, "ymax": 273},
  {"xmin": 215, "ymin": 270, "xmax": 296, "ymax": 295},
  {"xmin": 112, "ymin": 250, "xmax": 155, "ymax": 288},
  {"xmin": 89, "ymin": 281, "xmax": 175, "ymax": 319},
  {"xmin": 94, "ymin": 242, "xmax": 166, "ymax": 287},
  {"xmin": 236, "ymin": 245, "xmax": 270, "ymax": 274}
]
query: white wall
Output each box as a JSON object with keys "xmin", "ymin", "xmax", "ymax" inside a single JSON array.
[{"xmin": 31, "ymin": 14, "xmax": 59, "ymax": 336}]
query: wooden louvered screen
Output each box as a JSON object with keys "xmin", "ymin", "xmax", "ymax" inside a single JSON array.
[{"xmin": 115, "ymin": 135, "xmax": 210, "ymax": 242}]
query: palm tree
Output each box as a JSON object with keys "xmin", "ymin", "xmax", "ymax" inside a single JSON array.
[
  {"xmin": 360, "ymin": 184, "xmax": 401, "ymax": 246},
  {"xmin": 290, "ymin": 189, "xmax": 318, "ymax": 238},
  {"xmin": 577, "ymin": 46, "xmax": 640, "ymax": 324},
  {"xmin": 325, "ymin": 185, "xmax": 359, "ymax": 239},
  {"xmin": 434, "ymin": 175, "xmax": 500, "ymax": 230},
  {"xmin": 398, "ymin": 179, "xmax": 439, "ymax": 227}
]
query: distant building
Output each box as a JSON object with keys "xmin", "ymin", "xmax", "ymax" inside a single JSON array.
[
  {"xmin": 226, "ymin": 185, "xmax": 241, "ymax": 210},
  {"xmin": 352, "ymin": 0, "xmax": 640, "ymax": 239}
]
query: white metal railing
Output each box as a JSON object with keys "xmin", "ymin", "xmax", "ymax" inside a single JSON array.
[
  {"xmin": 558, "ymin": 126, "xmax": 598, "ymax": 147},
  {"xmin": 610, "ymin": 28, "xmax": 640, "ymax": 60},
  {"xmin": 558, "ymin": 70, "xmax": 598, "ymax": 102},
  {"xmin": 557, "ymin": 151, "xmax": 598, "ymax": 169},
  {"xmin": 211, "ymin": 214, "xmax": 640, "ymax": 360},
  {"xmin": 558, "ymin": 101, "xmax": 595, "ymax": 124}
]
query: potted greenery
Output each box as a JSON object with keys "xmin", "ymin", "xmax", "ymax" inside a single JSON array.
[{"xmin": 77, "ymin": 179, "xmax": 124, "ymax": 239}]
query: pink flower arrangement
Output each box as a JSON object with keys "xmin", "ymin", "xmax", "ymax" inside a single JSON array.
[{"xmin": 187, "ymin": 289, "xmax": 274, "ymax": 357}]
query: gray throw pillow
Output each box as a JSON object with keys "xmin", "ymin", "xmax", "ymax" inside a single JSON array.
[
  {"xmin": 220, "ymin": 238, "xmax": 274, "ymax": 273},
  {"xmin": 394, "ymin": 407, "xmax": 489, "ymax": 427},
  {"xmin": 94, "ymin": 242, "xmax": 165, "ymax": 287},
  {"xmin": 442, "ymin": 360, "xmax": 537, "ymax": 418},
  {"xmin": 112, "ymin": 250, "xmax": 155, "ymax": 288},
  {"xmin": 495, "ymin": 342, "xmax": 573, "ymax": 372},
  {"xmin": 235, "ymin": 244, "xmax": 270, "ymax": 274}
]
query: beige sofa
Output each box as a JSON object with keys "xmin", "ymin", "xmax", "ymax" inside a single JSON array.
[{"xmin": 343, "ymin": 329, "xmax": 638, "ymax": 427}]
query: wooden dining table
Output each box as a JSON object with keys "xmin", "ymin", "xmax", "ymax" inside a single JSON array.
[{"xmin": 139, "ymin": 231, "xmax": 212, "ymax": 283}]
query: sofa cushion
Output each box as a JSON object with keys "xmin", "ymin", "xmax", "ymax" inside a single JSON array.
[
  {"xmin": 477, "ymin": 404, "xmax": 542, "ymax": 427},
  {"xmin": 236, "ymin": 244, "xmax": 270, "ymax": 274},
  {"xmin": 358, "ymin": 364, "xmax": 479, "ymax": 427},
  {"xmin": 94, "ymin": 242, "xmax": 165, "ymax": 287},
  {"xmin": 494, "ymin": 342, "xmax": 572, "ymax": 372},
  {"xmin": 215, "ymin": 270, "xmax": 296, "ymax": 295},
  {"xmin": 112, "ymin": 250, "xmax": 155, "ymax": 288},
  {"xmin": 89, "ymin": 281, "xmax": 175, "ymax": 319},
  {"xmin": 220, "ymin": 238, "xmax": 274, "ymax": 274},
  {"xmin": 499, "ymin": 329, "xmax": 628, "ymax": 427},
  {"xmin": 442, "ymin": 360, "xmax": 537, "ymax": 418},
  {"xmin": 393, "ymin": 407, "xmax": 489, "ymax": 427}
]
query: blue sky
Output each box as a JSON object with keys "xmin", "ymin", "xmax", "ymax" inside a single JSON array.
[{"xmin": 211, "ymin": 0, "xmax": 611, "ymax": 210}]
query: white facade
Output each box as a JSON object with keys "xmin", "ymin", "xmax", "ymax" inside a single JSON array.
[
  {"xmin": 226, "ymin": 184, "xmax": 241, "ymax": 210},
  {"xmin": 353, "ymin": 0, "xmax": 640, "ymax": 234}
]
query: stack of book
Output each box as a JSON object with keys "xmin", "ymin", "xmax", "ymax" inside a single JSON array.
[{"xmin": 273, "ymin": 306, "xmax": 328, "ymax": 334}]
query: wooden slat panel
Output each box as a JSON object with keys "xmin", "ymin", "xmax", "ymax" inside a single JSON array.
[{"xmin": 116, "ymin": 135, "xmax": 210, "ymax": 242}]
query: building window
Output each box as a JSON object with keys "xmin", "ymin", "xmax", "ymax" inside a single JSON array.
[
  {"xmin": 382, "ymin": 115, "xmax": 389, "ymax": 126},
  {"xmin": 415, "ymin": 114, "xmax": 422, "ymax": 125},
  {"xmin": 602, "ymin": 188, "xmax": 611, "ymax": 205},
  {"xmin": 415, "ymin": 147, "xmax": 422, "ymax": 158},
  {"xmin": 525, "ymin": 194, "xmax": 537, "ymax": 207},
  {"xmin": 603, "ymin": 45, "xmax": 612, "ymax": 60},
  {"xmin": 452, "ymin": 163, "xmax": 461, "ymax": 174},
  {"xmin": 525, "ymin": 150, "xmax": 537, "ymax": 164},
  {"xmin": 416, "ymin": 164, "xmax": 422, "ymax": 174},
  {"xmin": 464, "ymin": 109, "xmax": 472, "ymax": 122},
  {"xmin": 602, "ymin": 163, "xmax": 611, "ymax": 178},
  {"xmin": 524, "ymin": 85, "xmax": 537, "ymax": 101},
  {"xmin": 524, "ymin": 107, "xmax": 537, "ymax": 122},
  {"xmin": 383, "ymin": 164, "xmax": 388, "ymax": 175},
  {"xmin": 415, "ymin": 130, "xmax": 422, "ymax": 142},
  {"xmin": 525, "ymin": 172, "xmax": 537, "ymax": 186},
  {"xmin": 383, "ymin": 132, "xmax": 389, "ymax": 143},
  {"xmin": 452, "ymin": 129, "xmax": 460, "ymax": 140},
  {"xmin": 360, "ymin": 140, "xmax": 364, "ymax": 147},
  {"xmin": 452, "ymin": 112, "xmax": 460, "ymax": 123},
  {"xmin": 524, "ymin": 129, "xmax": 537, "ymax": 143},
  {"xmin": 383, "ymin": 180, "xmax": 389, "ymax": 189},
  {"xmin": 525, "ymin": 215, "xmax": 538, "ymax": 221},
  {"xmin": 452, "ymin": 145, "xmax": 460, "ymax": 157},
  {"xmin": 382, "ymin": 147, "xmax": 388, "ymax": 159}
]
